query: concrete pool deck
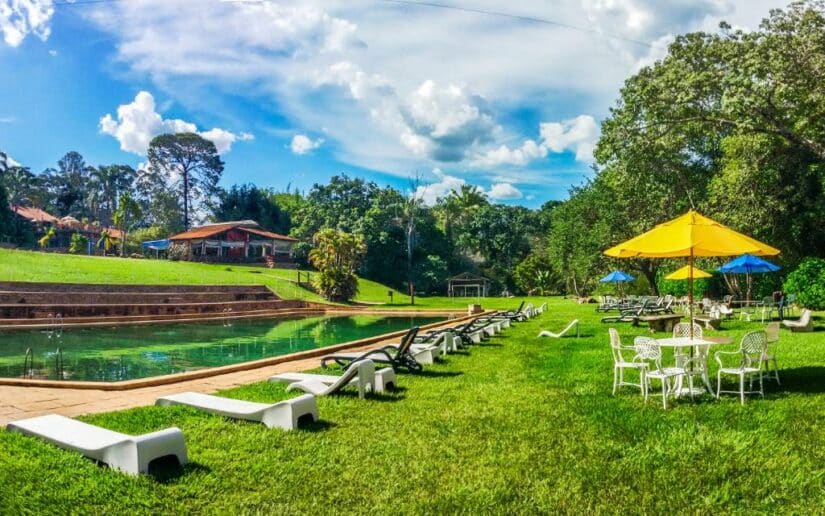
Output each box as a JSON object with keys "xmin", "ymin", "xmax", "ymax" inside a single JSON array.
[{"xmin": 0, "ymin": 312, "xmax": 483, "ymax": 426}]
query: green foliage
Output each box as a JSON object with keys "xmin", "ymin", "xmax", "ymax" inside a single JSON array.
[
  {"xmin": 113, "ymin": 192, "xmax": 142, "ymax": 257},
  {"xmin": 212, "ymin": 184, "xmax": 289, "ymax": 234},
  {"xmin": 784, "ymin": 257, "xmax": 825, "ymax": 309},
  {"xmin": 125, "ymin": 226, "xmax": 166, "ymax": 255},
  {"xmin": 68, "ymin": 232, "xmax": 88, "ymax": 254},
  {"xmin": 547, "ymin": 182, "xmax": 611, "ymax": 297},
  {"xmin": 309, "ymin": 229, "xmax": 367, "ymax": 302},
  {"xmin": 412, "ymin": 254, "xmax": 449, "ymax": 294},
  {"xmin": 514, "ymin": 251, "xmax": 562, "ymax": 295}
]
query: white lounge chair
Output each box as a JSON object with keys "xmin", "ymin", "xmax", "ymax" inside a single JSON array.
[
  {"xmin": 321, "ymin": 328, "xmax": 425, "ymax": 373},
  {"xmin": 285, "ymin": 359, "xmax": 376, "ymax": 398},
  {"xmin": 6, "ymin": 414, "xmax": 187, "ymax": 476},
  {"xmin": 271, "ymin": 365, "xmax": 397, "ymax": 393},
  {"xmin": 782, "ymin": 309, "xmax": 812, "ymax": 332},
  {"xmin": 156, "ymin": 392, "xmax": 318, "ymax": 430},
  {"xmin": 538, "ymin": 319, "xmax": 579, "ymax": 338}
]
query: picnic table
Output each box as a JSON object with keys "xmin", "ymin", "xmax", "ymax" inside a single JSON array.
[
  {"xmin": 656, "ymin": 336, "xmax": 734, "ymax": 395},
  {"xmin": 634, "ymin": 314, "xmax": 683, "ymax": 333}
]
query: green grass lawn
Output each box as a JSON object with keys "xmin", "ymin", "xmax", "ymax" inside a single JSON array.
[{"xmin": 1, "ymin": 298, "xmax": 823, "ymax": 513}]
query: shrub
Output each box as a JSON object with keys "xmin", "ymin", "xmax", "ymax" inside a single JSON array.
[
  {"xmin": 167, "ymin": 243, "xmax": 189, "ymax": 262},
  {"xmin": 784, "ymin": 258, "xmax": 825, "ymax": 309},
  {"xmin": 514, "ymin": 252, "xmax": 563, "ymax": 295},
  {"xmin": 68, "ymin": 232, "xmax": 88, "ymax": 254},
  {"xmin": 309, "ymin": 229, "xmax": 366, "ymax": 302}
]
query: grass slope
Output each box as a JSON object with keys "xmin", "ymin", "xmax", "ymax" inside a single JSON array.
[
  {"xmin": 0, "ymin": 248, "xmax": 542, "ymax": 309},
  {"xmin": 1, "ymin": 298, "xmax": 823, "ymax": 513},
  {"xmin": 0, "ymin": 249, "xmax": 408, "ymax": 305}
]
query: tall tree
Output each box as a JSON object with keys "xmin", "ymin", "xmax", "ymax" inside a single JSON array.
[
  {"xmin": 147, "ymin": 133, "xmax": 224, "ymax": 230},
  {"xmin": 0, "ymin": 152, "xmax": 15, "ymax": 242},
  {"xmin": 290, "ymin": 174, "xmax": 379, "ymax": 239},
  {"xmin": 89, "ymin": 165, "xmax": 135, "ymax": 225},
  {"xmin": 43, "ymin": 151, "xmax": 92, "ymax": 217}
]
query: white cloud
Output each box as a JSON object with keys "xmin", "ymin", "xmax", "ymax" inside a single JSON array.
[
  {"xmin": 290, "ymin": 134, "xmax": 324, "ymax": 155},
  {"xmin": 99, "ymin": 91, "xmax": 252, "ymax": 155},
  {"xmin": 487, "ymin": 182, "xmax": 523, "ymax": 201},
  {"xmin": 47, "ymin": 48, "xmax": 56, "ymax": 56},
  {"xmin": 1, "ymin": 152, "xmax": 21, "ymax": 167},
  {"xmin": 395, "ymin": 80, "xmax": 498, "ymax": 162},
  {"xmin": 0, "ymin": 115, "xmax": 14, "ymax": 123},
  {"xmin": 414, "ymin": 168, "xmax": 466, "ymax": 206},
  {"xmin": 473, "ymin": 139, "xmax": 548, "ymax": 167},
  {"xmin": 0, "ymin": 0, "xmax": 53, "ymax": 47},
  {"xmin": 540, "ymin": 115, "xmax": 600, "ymax": 164},
  {"xmin": 472, "ymin": 115, "xmax": 599, "ymax": 167},
  {"xmin": 83, "ymin": 0, "xmax": 789, "ymax": 181}
]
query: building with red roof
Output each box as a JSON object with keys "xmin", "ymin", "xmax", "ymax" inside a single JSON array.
[{"xmin": 168, "ymin": 220, "xmax": 297, "ymax": 263}]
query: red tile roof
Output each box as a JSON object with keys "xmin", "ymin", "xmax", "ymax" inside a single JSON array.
[
  {"xmin": 168, "ymin": 223, "xmax": 237, "ymax": 241},
  {"xmin": 241, "ymin": 227, "xmax": 298, "ymax": 241},
  {"xmin": 169, "ymin": 222, "xmax": 297, "ymax": 242},
  {"xmin": 11, "ymin": 205, "xmax": 59, "ymax": 224}
]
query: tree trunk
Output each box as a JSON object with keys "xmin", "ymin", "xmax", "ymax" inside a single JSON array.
[
  {"xmin": 639, "ymin": 260, "xmax": 659, "ymax": 296},
  {"xmin": 183, "ymin": 169, "xmax": 190, "ymax": 231}
]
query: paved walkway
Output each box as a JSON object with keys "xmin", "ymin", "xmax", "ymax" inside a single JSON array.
[{"xmin": 0, "ymin": 319, "xmax": 466, "ymax": 426}]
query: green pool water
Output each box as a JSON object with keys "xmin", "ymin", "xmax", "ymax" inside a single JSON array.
[{"xmin": 0, "ymin": 315, "xmax": 443, "ymax": 382}]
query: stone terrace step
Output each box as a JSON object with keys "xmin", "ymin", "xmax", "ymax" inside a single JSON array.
[
  {"xmin": 0, "ymin": 299, "xmax": 303, "ymax": 319},
  {"xmin": 0, "ymin": 305, "xmax": 318, "ymax": 330},
  {"xmin": 0, "ymin": 290, "xmax": 276, "ymax": 305}
]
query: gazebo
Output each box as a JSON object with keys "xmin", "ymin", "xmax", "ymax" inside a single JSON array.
[{"xmin": 447, "ymin": 272, "xmax": 491, "ymax": 298}]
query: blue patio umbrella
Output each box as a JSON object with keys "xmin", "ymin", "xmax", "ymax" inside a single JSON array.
[
  {"xmin": 600, "ymin": 270, "xmax": 635, "ymax": 297},
  {"xmin": 600, "ymin": 270, "xmax": 635, "ymax": 283},
  {"xmin": 718, "ymin": 254, "xmax": 780, "ymax": 303},
  {"xmin": 717, "ymin": 254, "xmax": 780, "ymax": 274}
]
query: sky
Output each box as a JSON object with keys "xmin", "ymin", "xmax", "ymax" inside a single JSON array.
[{"xmin": 0, "ymin": 0, "xmax": 789, "ymax": 208}]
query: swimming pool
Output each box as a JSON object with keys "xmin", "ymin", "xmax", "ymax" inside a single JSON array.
[{"xmin": 0, "ymin": 314, "xmax": 444, "ymax": 382}]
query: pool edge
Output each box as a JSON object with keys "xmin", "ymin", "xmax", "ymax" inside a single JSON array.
[{"xmin": 0, "ymin": 310, "xmax": 487, "ymax": 390}]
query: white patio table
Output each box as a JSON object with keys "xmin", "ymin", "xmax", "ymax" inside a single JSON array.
[{"xmin": 655, "ymin": 336, "xmax": 733, "ymax": 395}]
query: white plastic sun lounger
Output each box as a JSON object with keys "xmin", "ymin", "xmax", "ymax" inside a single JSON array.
[
  {"xmin": 538, "ymin": 319, "xmax": 579, "ymax": 338},
  {"xmin": 155, "ymin": 392, "xmax": 318, "ymax": 430},
  {"xmin": 6, "ymin": 414, "xmax": 187, "ymax": 476},
  {"xmin": 284, "ymin": 359, "xmax": 376, "ymax": 398}
]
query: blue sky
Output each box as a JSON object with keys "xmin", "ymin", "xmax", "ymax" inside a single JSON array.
[{"xmin": 0, "ymin": 0, "xmax": 787, "ymax": 207}]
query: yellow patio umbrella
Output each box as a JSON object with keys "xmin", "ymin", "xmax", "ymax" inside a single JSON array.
[
  {"xmin": 665, "ymin": 265, "xmax": 712, "ymax": 280},
  {"xmin": 604, "ymin": 210, "xmax": 780, "ymax": 334}
]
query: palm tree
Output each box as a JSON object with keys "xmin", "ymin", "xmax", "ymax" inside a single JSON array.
[{"xmin": 97, "ymin": 229, "xmax": 118, "ymax": 256}]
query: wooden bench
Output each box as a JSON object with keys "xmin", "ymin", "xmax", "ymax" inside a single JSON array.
[{"xmin": 634, "ymin": 314, "xmax": 683, "ymax": 332}]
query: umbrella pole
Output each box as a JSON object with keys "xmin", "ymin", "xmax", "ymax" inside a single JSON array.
[{"xmin": 689, "ymin": 250, "xmax": 694, "ymax": 340}]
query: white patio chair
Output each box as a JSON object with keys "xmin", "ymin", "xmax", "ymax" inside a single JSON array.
[
  {"xmin": 718, "ymin": 304, "xmax": 734, "ymax": 319},
  {"xmin": 782, "ymin": 309, "xmax": 813, "ymax": 332},
  {"xmin": 715, "ymin": 330, "xmax": 767, "ymax": 405},
  {"xmin": 672, "ymin": 322, "xmax": 703, "ymax": 368},
  {"xmin": 633, "ymin": 336, "xmax": 692, "ymax": 409},
  {"xmin": 609, "ymin": 328, "xmax": 646, "ymax": 396},
  {"xmin": 761, "ymin": 322, "xmax": 781, "ymax": 384}
]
